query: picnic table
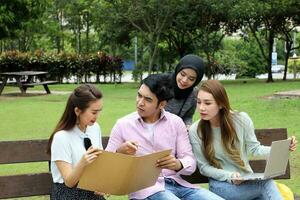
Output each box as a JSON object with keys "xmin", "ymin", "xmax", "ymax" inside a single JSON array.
[{"xmin": 0, "ymin": 71, "xmax": 57, "ymax": 95}]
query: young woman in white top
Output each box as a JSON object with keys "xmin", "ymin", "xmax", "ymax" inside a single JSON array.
[
  {"xmin": 47, "ymin": 84, "xmax": 105, "ymax": 200},
  {"xmin": 189, "ymin": 80, "xmax": 297, "ymax": 200}
]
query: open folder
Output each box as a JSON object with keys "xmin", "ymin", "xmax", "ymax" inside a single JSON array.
[{"xmin": 77, "ymin": 149, "xmax": 172, "ymax": 195}]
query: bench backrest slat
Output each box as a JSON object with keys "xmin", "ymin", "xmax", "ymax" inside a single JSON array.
[
  {"xmin": 102, "ymin": 136, "xmax": 109, "ymax": 149},
  {"xmin": 0, "ymin": 140, "xmax": 50, "ymax": 164},
  {"xmin": 254, "ymin": 128, "xmax": 287, "ymax": 146},
  {"xmin": 0, "ymin": 128, "xmax": 290, "ymax": 198}
]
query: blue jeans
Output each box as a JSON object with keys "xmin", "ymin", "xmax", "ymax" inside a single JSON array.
[
  {"xmin": 209, "ymin": 178, "xmax": 283, "ymax": 200},
  {"xmin": 140, "ymin": 178, "xmax": 224, "ymax": 200}
]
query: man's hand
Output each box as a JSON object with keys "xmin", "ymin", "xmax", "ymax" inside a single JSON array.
[
  {"xmin": 116, "ymin": 141, "xmax": 138, "ymax": 155},
  {"xmin": 156, "ymin": 155, "xmax": 183, "ymax": 171}
]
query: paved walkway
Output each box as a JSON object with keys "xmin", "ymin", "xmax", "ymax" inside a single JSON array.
[{"xmin": 274, "ymin": 90, "xmax": 300, "ymax": 98}]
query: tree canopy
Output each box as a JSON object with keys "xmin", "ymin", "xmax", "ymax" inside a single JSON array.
[{"xmin": 1, "ymin": 0, "xmax": 300, "ymax": 81}]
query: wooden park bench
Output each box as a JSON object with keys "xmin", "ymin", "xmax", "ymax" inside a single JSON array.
[
  {"xmin": 0, "ymin": 128, "xmax": 292, "ymax": 199},
  {"xmin": 0, "ymin": 71, "xmax": 58, "ymax": 95}
]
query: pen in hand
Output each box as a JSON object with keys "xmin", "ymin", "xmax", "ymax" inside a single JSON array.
[{"xmin": 117, "ymin": 141, "xmax": 139, "ymax": 155}]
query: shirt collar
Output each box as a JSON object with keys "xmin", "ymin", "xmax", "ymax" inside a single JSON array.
[
  {"xmin": 135, "ymin": 109, "xmax": 167, "ymax": 124},
  {"xmin": 74, "ymin": 125, "xmax": 90, "ymax": 139}
]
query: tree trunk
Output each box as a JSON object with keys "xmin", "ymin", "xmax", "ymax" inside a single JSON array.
[
  {"xmin": 76, "ymin": 25, "xmax": 81, "ymax": 54},
  {"xmin": 55, "ymin": 11, "xmax": 61, "ymax": 53},
  {"xmin": 59, "ymin": 10, "xmax": 65, "ymax": 52},
  {"xmin": 178, "ymin": 46, "xmax": 186, "ymax": 58},
  {"xmin": 267, "ymin": 31, "xmax": 274, "ymax": 82},
  {"xmin": 96, "ymin": 72, "xmax": 100, "ymax": 83},
  {"xmin": 139, "ymin": 36, "xmax": 144, "ymax": 82},
  {"xmin": 85, "ymin": 13, "xmax": 90, "ymax": 54},
  {"xmin": 148, "ymin": 34, "xmax": 160, "ymax": 74},
  {"xmin": 283, "ymin": 41, "xmax": 292, "ymax": 81},
  {"xmin": 205, "ymin": 51, "xmax": 212, "ymax": 80}
]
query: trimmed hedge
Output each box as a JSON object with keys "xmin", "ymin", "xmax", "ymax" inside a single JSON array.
[{"xmin": 0, "ymin": 50, "xmax": 123, "ymax": 83}]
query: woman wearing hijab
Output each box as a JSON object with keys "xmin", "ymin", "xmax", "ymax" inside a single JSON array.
[{"xmin": 165, "ymin": 54, "xmax": 205, "ymax": 127}]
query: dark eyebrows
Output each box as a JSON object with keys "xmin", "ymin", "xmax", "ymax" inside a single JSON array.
[
  {"xmin": 145, "ymin": 96, "xmax": 153, "ymax": 101},
  {"xmin": 92, "ymin": 108, "xmax": 102, "ymax": 112},
  {"xmin": 137, "ymin": 91, "xmax": 153, "ymax": 101},
  {"xmin": 181, "ymin": 70, "xmax": 196, "ymax": 80}
]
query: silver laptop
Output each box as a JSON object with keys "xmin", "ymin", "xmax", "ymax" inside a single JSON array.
[{"xmin": 233, "ymin": 138, "xmax": 291, "ymax": 181}]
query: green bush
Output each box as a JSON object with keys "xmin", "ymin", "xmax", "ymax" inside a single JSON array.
[
  {"xmin": 288, "ymin": 58, "xmax": 300, "ymax": 75},
  {"xmin": 0, "ymin": 50, "xmax": 123, "ymax": 83}
]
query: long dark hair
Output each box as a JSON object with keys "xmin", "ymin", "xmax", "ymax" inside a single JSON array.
[
  {"xmin": 197, "ymin": 80, "xmax": 247, "ymax": 170},
  {"xmin": 46, "ymin": 84, "xmax": 102, "ymax": 155}
]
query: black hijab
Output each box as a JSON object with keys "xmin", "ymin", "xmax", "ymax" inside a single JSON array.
[{"xmin": 173, "ymin": 54, "xmax": 205, "ymax": 99}]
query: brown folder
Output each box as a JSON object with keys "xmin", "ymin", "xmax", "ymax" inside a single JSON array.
[{"xmin": 77, "ymin": 149, "xmax": 171, "ymax": 195}]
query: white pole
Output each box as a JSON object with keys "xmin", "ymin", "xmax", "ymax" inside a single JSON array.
[
  {"xmin": 272, "ymin": 38, "xmax": 277, "ymax": 66},
  {"xmin": 134, "ymin": 36, "xmax": 138, "ymax": 68},
  {"xmin": 293, "ymin": 31, "xmax": 297, "ymax": 56}
]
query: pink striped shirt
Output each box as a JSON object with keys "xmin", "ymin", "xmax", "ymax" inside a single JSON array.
[{"xmin": 106, "ymin": 110, "xmax": 198, "ymax": 199}]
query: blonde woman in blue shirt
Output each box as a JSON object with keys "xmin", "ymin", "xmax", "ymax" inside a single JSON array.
[{"xmin": 189, "ymin": 80, "xmax": 297, "ymax": 200}]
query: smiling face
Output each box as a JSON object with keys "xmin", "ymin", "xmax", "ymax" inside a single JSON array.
[
  {"xmin": 197, "ymin": 90, "xmax": 221, "ymax": 127},
  {"xmin": 136, "ymin": 84, "xmax": 165, "ymax": 123},
  {"xmin": 176, "ymin": 68, "xmax": 197, "ymax": 89},
  {"xmin": 76, "ymin": 99, "xmax": 103, "ymax": 128}
]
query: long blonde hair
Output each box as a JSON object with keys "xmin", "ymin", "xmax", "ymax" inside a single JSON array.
[{"xmin": 197, "ymin": 80, "xmax": 247, "ymax": 170}]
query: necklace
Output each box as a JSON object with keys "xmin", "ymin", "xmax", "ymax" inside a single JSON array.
[{"xmin": 77, "ymin": 124, "xmax": 86, "ymax": 133}]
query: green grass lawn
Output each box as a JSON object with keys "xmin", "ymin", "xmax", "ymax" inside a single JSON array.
[{"xmin": 0, "ymin": 79, "xmax": 299, "ymax": 199}]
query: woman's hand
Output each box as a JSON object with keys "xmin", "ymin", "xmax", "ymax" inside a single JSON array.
[
  {"xmin": 289, "ymin": 136, "xmax": 297, "ymax": 152},
  {"xmin": 80, "ymin": 147, "xmax": 101, "ymax": 167},
  {"xmin": 156, "ymin": 154, "xmax": 182, "ymax": 171},
  {"xmin": 116, "ymin": 141, "xmax": 138, "ymax": 155},
  {"xmin": 94, "ymin": 191, "xmax": 110, "ymax": 198},
  {"xmin": 56, "ymin": 147, "xmax": 101, "ymax": 188},
  {"xmin": 230, "ymin": 172, "xmax": 244, "ymax": 185}
]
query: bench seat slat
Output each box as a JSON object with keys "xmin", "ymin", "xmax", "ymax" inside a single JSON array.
[{"xmin": 22, "ymin": 81, "xmax": 58, "ymax": 87}]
